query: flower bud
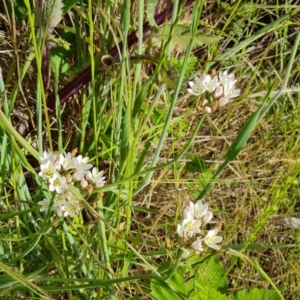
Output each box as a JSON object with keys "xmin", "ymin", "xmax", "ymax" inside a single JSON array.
[
  {"xmin": 214, "ymin": 85, "xmax": 223, "ymax": 99},
  {"xmin": 218, "ymin": 96, "xmax": 229, "ymax": 107},
  {"xmin": 204, "ymin": 106, "xmax": 212, "ymax": 114}
]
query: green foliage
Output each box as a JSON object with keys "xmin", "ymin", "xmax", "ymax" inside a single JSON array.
[
  {"xmin": 0, "ymin": 0, "xmax": 298, "ymax": 298},
  {"xmin": 232, "ymin": 288, "xmax": 279, "ymax": 300},
  {"xmin": 184, "ymin": 155, "xmax": 207, "ymax": 173},
  {"xmin": 147, "ymin": 0, "xmax": 159, "ymax": 28},
  {"xmin": 147, "ymin": 22, "xmax": 221, "ymax": 53},
  {"xmin": 162, "ymin": 56, "xmax": 198, "ymax": 89},
  {"xmin": 150, "ymin": 254, "xmax": 280, "ymax": 300},
  {"xmin": 34, "ymin": 0, "xmax": 64, "ymax": 30}
]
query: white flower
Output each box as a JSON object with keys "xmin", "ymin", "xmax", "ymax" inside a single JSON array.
[
  {"xmin": 61, "ymin": 189, "xmax": 72, "ymax": 199},
  {"xmin": 60, "ymin": 152, "xmax": 76, "ymax": 170},
  {"xmin": 187, "ymin": 75, "xmax": 207, "ymax": 96},
  {"xmin": 49, "ymin": 173, "xmax": 69, "ymax": 194},
  {"xmin": 74, "ymin": 155, "xmax": 93, "ymax": 172},
  {"xmin": 86, "ymin": 167, "xmax": 106, "ymax": 188},
  {"xmin": 177, "ymin": 218, "xmax": 201, "ymax": 238},
  {"xmin": 223, "ymin": 80, "xmax": 240, "ymax": 99},
  {"xmin": 202, "ymin": 210, "xmax": 213, "ymax": 226},
  {"xmin": 39, "ymin": 151, "xmax": 57, "ymax": 165},
  {"xmin": 80, "ymin": 178, "xmax": 88, "ymax": 188},
  {"xmin": 191, "ymin": 238, "xmax": 204, "ymax": 253},
  {"xmin": 218, "ymin": 96, "xmax": 230, "ymax": 107},
  {"xmin": 214, "ymin": 85, "xmax": 223, "ymax": 99},
  {"xmin": 183, "ymin": 201, "xmax": 208, "ymax": 220},
  {"xmin": 53, "ymin": 194, "xmax": 66, "ymax": 217},
  {"xmin": 62, "ymin": 199, "xmax": 81, "ymax": 217},
  {"xmin": 183, "ymin": 202, "xmax": 194, "ymax": 220},
  {"xmin": 182, "ymin": 248, "xmax": 190, "ymax": 259},
  {"xmin": 203, "ymin": 74, "xmax": 219, "ymax": 93},
  {"xmin": 219, "ymin": 70, "xmax": 236, "ymax": 86},
  {"xmin": 73, "ymin": 170, "xmax": 86, "ymax": 181},
  {"xmin": 39, "ymin": 160, "xmax": 57, "ymax": 178},
  {"xmin": 37, "ymin": 198, "xmax": 51, "ymax": 212},
  {"xmin": 204, "ymin": 229, "xmax": 223, "ymax": 250},
  {"xmin": 194, "ymin": 200, "xmax": 209, "ymax": 219}
]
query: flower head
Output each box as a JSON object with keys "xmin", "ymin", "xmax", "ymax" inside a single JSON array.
[
  {"xmin": 49, "ymin": 173, "xmax": 69, "ymax": 194},
  {"xmin": 202, "ymin": 210, "xmax": 213, "ymax": 226},
  {"xmin": 37, "ymin": 198, "xmax": 51, "ymax": 213},
  {"xmin": 191, "ymin": 238, "xmax": 204, "ymax": 253},
  {"xmin": 204, "ymin": 229, "xmax": 223, "ymax": 250},
  {"xmin": 219, "ymin": 70, "xmax": 236, "ymax": 86},
  {"xmin": 188, "ymin": 75, "xmax": 207, "ymax": 96},
  {"xmin": 60, "ymin": 152, "xmax": 76, "ymax": 170},
  {"xmin": 223, "ymin": 80, "xmax": 241, "ymax": 99},
  {"xmin": 74, "ymin": 155, "xmax": 93, "ymax": 172},
  {"xmin": 177, "ymin": 218, "xmax": 201, "ymax": 238},
  {"xmin": 86, "ymin": 167, "xmax": 106, "ymax": 187},
  {"xmin": 39, "ymin": 151, "xmax": 57, "ymax": 165},
  {"xmin": 53, "ymin": 194, "xmax": 66, "ymax": 217},
  {"xmin": 194, "ymin": 200, "xmax": 209, "ymax": 219},
  {"xmin": 62, "ymin": 199, "xmax": 81, "ymax": 217},
  {"xmin": 203, "ymin": 74, "xmax": 219, "ymax": 93},
  {"xmin": 39, "ymin": 160, "xmax": 57, "ymax": 178},
  {"xmin": 183, "ymin": 202, "xmax": 195, "ymax": 220}
]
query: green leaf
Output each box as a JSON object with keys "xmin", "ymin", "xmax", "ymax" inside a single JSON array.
[
  {"xmin": 184, "ymin": 155, "xmax": 207, "ymax": 173},
  {"xmin": 190, "ymin": 285, "xmax": 230, "ymax": 300},
  {"xmin": 166, "ymin": 267, "xmax": 188, "ymax": 297},
  {"xmin": 232, "ymin": 288, "xmax": 279, "ymax": 300},
  {"xmin": 147, "ymin": 0, "xmax": 159, "ymax": 28},
  {"xmin": 34, "ymin": 0, "xmax": 64, "ymax": 30},
  {"xmin": 162, "ymin": 56, "xmax": 197, "ymax": 89},
  {"xmin": 151, "ymin": 279, "xmax": 182, "ymax": 300},
  {"xmin": 50, "ymin": 48, "xmax": 70, "ymax": 76},
  {"xmin": 194, "ymin": 256, "xmax": 227, "ymax": 294},
  {"xmin": 63, "ymin": 0, "xmax": 79, "ymax": 13},
  {"xmin": 225, "ymin": 101, "xmax": 265, "ymax": 161},
  {"xmin": 46, "ymin": 0, "xmax": 64, "ymax": 29},
  {"xmin": 148, "ymin": 23, "xmax": 221, "ymax": 53}
]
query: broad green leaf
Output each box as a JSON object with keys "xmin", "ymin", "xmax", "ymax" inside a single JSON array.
[
  {"xmin": 147, "ymin": 0, "xmax": 159, "ymax": 27},
  {"xmin": 190, "ymin": 285, "xmax": 230, "ymax": 300},
  {"xmin": 162, "ymin": 56, "xmax": 197, "ymax": 89},
  {"xmin": 148, "ymin": 23, "xmax": 221, "ymax": 53},
  {"xmin": 151, "ymin": 279, "xmax": 182, "ymax": 300},
  {"xmin": 166, "ymin": 267, "xmax": 188, "ymax": 297},
  {"xmin": 64, "ymin": 0, "xmax": 79, "ymax": 13},
  {"xmin": 45, "ymin": 0, "xmax": 64, "ymax": 29},
  {"xmin": 232, "ymin": 288, "xmax": 279, "ymax": 300},
  {"xmin": 194, "ymin": 256, "xmax": 227, "ymax": 294},
  {"xmin": 50, "ymin": 49, "xmax": 70, "ymax": 76}
]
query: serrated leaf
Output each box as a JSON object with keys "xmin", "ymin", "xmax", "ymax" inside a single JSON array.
[
  {"xmin": 33, "ymin": 0, "xmax": 64, "ymax": 31},
  {"xmin": 166, "ymin": 267, "xmax": 188, "ymax": 297},
  {"xmin": 148, "ymin": 23, "xmax": 221, "ymax": 53},
  {"xmin": 161, "ymin": 56, "xmax": 198, "ymax": 89},
  {"xmin": 151, "ymin": 279, "xmax": 182, "ymax": 300},
  {"xmin": 46, "ymin": 0, "xmax": 64, "ymax": 29},
  {"xmin": 194, "ymin": 256, "xmax": 227, "ymax": 294},
  {"xmin": 189, "ymin": 285, "xmax": 230, "ymax": 300},
  {"xmin": 147, "ymin": 0, "xmax": 159, "ymax": 27},
  {"xmin": 232, "ymin": 288, "xmax": 279, "ymax": 300}
]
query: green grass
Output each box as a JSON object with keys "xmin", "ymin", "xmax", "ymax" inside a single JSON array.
[{"xmin": 0, "ymin": 0, "xmax": 300, "ymax": 299}]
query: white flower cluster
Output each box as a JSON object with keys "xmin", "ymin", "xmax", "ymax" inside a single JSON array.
[
  {"xmin": 188, "ymin": 70, "xmax": 241, "ymax": 113},
  {"xmin": 37, "ymin": 151, "xmax": 106, "ymax": 217},
  {"xmin": 177, "ymin": 200, "xmax": 222, "ymax": 256}
]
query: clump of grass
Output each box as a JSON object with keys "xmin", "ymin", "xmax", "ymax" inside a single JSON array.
[{"xmin": 0, "ymin": 0, "xmax": 300, "ymax": 299}]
